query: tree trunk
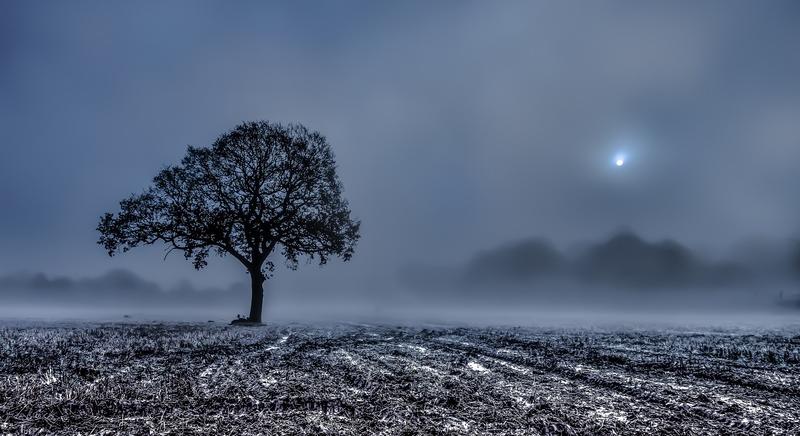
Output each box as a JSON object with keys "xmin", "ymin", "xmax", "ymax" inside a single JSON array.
[{"xmin": 248, "ymin": 270, "xmax": 265, "ymax": 323}]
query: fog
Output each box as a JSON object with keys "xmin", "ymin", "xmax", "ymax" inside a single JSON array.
[
  {"xmin": 2, "ymin": 230, "xmax": 799, "ymax": 323},
  {"xmin": 2, "ymin": 1, "xmax": 800, "ymax": 324}
]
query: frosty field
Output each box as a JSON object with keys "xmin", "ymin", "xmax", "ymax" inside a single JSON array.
[{"xmin": 1, "ymin": 322, "xmax": 800, "ymax": 435}]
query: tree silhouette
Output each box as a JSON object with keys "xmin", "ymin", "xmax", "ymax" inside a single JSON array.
[{"xmin": 98, "ymin": 121, "xmax": 360, "ymax": 323}]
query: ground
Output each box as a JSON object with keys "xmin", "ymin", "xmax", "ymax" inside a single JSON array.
[{"xmin": 1, "ymin": 322, "xmax": 800, "ymax": 435}]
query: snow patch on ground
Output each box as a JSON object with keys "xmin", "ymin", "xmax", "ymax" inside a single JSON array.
[
  {"xmin": 336, "ymin": 350, "xmax": 359, "ymax": 366},
  {"xmin": 491, "ymin": 358, "xmax": 530, "ymax": 374},
  {"xmin": 259, "ymin": 376, "xmax": 277, "ymax": 387},
  {"xmin": 411, "ymin": 362, "xmax": 441, "ymax": 375},
  {"xmin": 266, "ymin": 335, "xmax": 289, "ymax": 351},
  {"xmin": 199, "ymin": 365, "xmax": 216, "ymax": 378},
  {"xmin": 41, "ymin": 368, "xmax": 57, "ymax": 385},
  {"xmin": 468, "ymin": 361, "xmax": 489, "ymax": 373},
  {"xmin": 444, "ymin": 419, "xmax": 470, "ymax": 432},
  {"xmin": 398, "ymin": 344, "xmax": 427, "ymax": 353},
  {"xmin": 718, "ymin": 395, "xmax": 764, "ymax": 416},
  {"xmin": 589, "ymin": 406, "xmax": 628, "ymax": 423}
]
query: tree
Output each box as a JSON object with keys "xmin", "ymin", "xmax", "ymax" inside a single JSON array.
[{"xmin": 98, "ymin": 121, "xmax": 360, "ymax": 323}]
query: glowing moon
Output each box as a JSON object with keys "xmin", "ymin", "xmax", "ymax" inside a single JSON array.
[{"xmin": 613, "ymin": 152, "xmax": 627, "ymax": 167}]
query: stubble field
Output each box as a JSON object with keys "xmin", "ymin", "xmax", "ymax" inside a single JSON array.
[{"xmin": 1, "ymin": 321, "xmax": 800, "ymax": 435}]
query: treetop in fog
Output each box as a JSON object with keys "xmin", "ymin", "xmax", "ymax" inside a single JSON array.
[{"xmin": 98, "ymin": 121, "xmax": 360, "ymax": 323}]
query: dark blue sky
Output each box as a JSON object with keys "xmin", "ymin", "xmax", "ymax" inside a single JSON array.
[{"xmin": 1, "ymin": 1, "xmax": 799, "ymax": 292}]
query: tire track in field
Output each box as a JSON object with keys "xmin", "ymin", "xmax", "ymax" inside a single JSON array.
[{"xmin": 424, "ymin": 334, "xmax": 766, "ymax": 434}]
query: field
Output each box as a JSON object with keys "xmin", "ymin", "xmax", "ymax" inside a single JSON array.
[{"xmin": 1, "ymin": 322, "xmax": 800, "ymax": 435}]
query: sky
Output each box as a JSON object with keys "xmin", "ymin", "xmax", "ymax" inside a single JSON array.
[{"xmin": 1, "ymin": 0, "xmax": 800, "ymax": 302}]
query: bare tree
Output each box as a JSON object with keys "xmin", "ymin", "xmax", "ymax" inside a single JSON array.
[{"xmin": 98, "ymin": 121, "xmax": 360, "ymax": 323}]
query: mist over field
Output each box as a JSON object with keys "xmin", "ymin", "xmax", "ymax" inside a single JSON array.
[{"xmin": 2, "ymin": 230, "xmax": 799, "ymax": 325}]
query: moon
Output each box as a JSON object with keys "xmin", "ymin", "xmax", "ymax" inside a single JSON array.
[{"xmin": 613, "ymin": 152, "xmax": 627, "ymax": 167}]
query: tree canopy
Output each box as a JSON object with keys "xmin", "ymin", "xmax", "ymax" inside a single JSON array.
[{"xmin": 98, "ymin": 121, "xmax": 360, "ymax": 322}]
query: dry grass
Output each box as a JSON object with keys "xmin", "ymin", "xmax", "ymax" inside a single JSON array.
[{"xmin": 1, "ymin": 322, "xmax": 800, "ymax": 435}]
